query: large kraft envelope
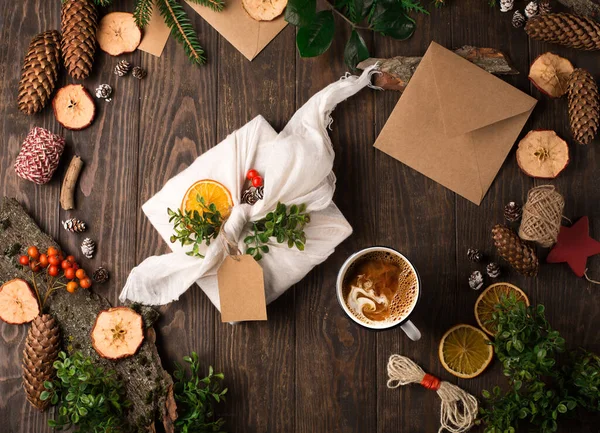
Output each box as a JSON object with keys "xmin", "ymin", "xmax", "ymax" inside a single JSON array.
[{"xmin": 374, "ymin": 41, "xmax": 537, "ymax": 205}]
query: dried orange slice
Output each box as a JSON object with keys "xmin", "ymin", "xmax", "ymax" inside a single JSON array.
[
  {"xmin": 439, "ymin": 324, "xmax": 493, "ymax": 379},
  {"xmin": 475, "ymin": 282, "xmax": 530, "ymax": 336},
  {"xmin": 181, "ymin": 180, "xmax": 233, "ymax": 219}
]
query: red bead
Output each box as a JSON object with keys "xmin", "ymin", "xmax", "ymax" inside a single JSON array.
[
  {"xmin": 246, "ymin": 169, "xmax": 259, "ymax": 180},
  {"xmin": 252, "ymin": 176, "xmax": 263, "ymax": 187}
]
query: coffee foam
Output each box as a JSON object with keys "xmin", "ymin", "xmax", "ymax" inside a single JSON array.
[{"xmin": 342, "ymin": 251, "xmax": 418, "ymax": 326}]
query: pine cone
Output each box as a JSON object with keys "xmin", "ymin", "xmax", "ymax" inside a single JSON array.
[
  {"xmin": 92, "ymin": 266, "xmax": 109, "ymax": 283},
  {"xmin": 486, "ymin": 262, "xmax": 501, "ymax": 278},
  {"xmin": 22, "ymin": 314, "xmax": 61, "ymax": 411},
  {"xmin": 504, "ymin": 201, "xmax": 522, "ymax": 222},
  {"xmin": 255, "ymin": 185, "xmax": 264, "ymax": 200},
  {"xmin": 81, "ymin": 238, "xmax": 95, "ymax": 259},
  {"xmin": 242, "ymin": 187, "xmax": 258, "ymax": 205},
  {"xmin": 114, "ymin": 60, "xmax": 131, "ymax": 76},
  {"xmin": 61, "ymin": 0, "xmax": 98, "ymax": 79},
  {"xmin": 492, "ymin": 224, "xmax": 539, "ymax": 277},
  {"xmin": 525, "ymin": 1, "xmax": 538, "ymax": 18},
  {"xmin": 467, "ymin": 248, "xmax": 483, "ymax": 263},
  {"xmin": 95, "ymin": 83, "xmax": 112, "ymax": 100},
  {"xmin": 525, "ymin": 13, "xmax": 600, "ymax": 50},
  {"xmin": 132, "ymin": 66, "xmax": 147, "ymax": 80},
  {"xmin": 512, "ymin": 10, "xmax": 526, "ymax": 28},
  {"xmin": 469, "ymin": 271, "xmax": 484, "ymax": 290},
  {"xmin": 62, "ymin": 217, "xmax": 87, "ymax": 233},
  {"xmin": 567, "ymin": 68, "xmax": 599, "ymax": 145},
  {"xmin": 539, "ymin": 0, "xmax": 552, "ymax": 15},
  {"xmin": 17, "ymin": 31, "xmax": 61, "ymax": 115},
  {"xmin": 500, "ymin": 0, "xmax": 514, "ymax": 13}
]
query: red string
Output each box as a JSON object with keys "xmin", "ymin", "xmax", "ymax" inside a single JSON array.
[{"xmin": 420, "ymin": 374, "xmax": 441, "ymax": 391}]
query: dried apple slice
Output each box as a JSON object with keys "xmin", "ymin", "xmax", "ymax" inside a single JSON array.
[
  {"xmin": 91, "ymin": 307, "xmax": 144, "ymax": 359},
  {"xmin": 52, "ymin": 84, "xmax": 95, "ymax": 131},
  {"xmin": 242, "ymin": 0, "xmax": 287, "ymax": 21},
  {"xmin": 0, "ymin": 279, "xmax": 40, "ymax": 324},
  {"xmin": 516, "ymin": 130, "xmax": 570, "ymax": 179},
  {"xmin": 529, "ymin": 53, "xmax": 574, "ymax": 98},
  {"xmin": 97, "ymin": 12, "xmax": 142, "ymax": 56}
]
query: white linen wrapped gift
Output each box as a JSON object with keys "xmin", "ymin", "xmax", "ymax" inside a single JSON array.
[{"xmin": 120, "ymin": 67, "xmax": 377, "ymax": 312}]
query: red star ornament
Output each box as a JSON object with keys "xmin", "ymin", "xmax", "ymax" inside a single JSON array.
[{"xmin": 546, "ymin": 216, "xmax": 600, "ymax": 277}]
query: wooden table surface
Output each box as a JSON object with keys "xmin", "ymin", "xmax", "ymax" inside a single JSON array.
[{"xmin": 1, "ymin": 1, "xmax": 599, "ymax": 432}]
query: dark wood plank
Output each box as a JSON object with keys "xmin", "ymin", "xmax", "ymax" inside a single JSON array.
[
  {"xmin": 213, "ymin": 25, "xmax": 297, "ymax": 433},
  {"xmin": 294, "ymin": 20, "xmax": 378, "ymax": 433}
]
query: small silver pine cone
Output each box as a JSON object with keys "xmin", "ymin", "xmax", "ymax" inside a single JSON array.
[
  {"xmin": 95, "ymin": 84, "xmax": 112, "ymax": 100},
  {"xmin": 114, "ymin": 60, "xmax": 131, "ymax": 77},
  {"xmin": 241, "ymin": 188, "xmax": 258, "ymax": 205},
  {"xmin": 467, "ymin": 248, "xmax": 483, "ymax": 263},
  {"xmin": 538, "ymin": 0, "xmax": 551, "ymax": 14},
  {"xmin": 486, "ymin": 262, "xmax": 501, "ymax": 278},
  {"xmin": 504, "ymin": 201, "xmax": 522, "ymax": 222},
  {"xmin": 512, "ymin": 10, "xmax": 526, "ymax": 28},
  {"xmin": 255, "ymin": 185, "xmax": 264, "ymax": 200},
  {"xmin": 132, "ymin": 66, "xmax": 147, "ymax": 80},
  {"xmin": 469, "ymin": 271, "xmax": 484, "ymax": 290},
  {"xmin": 81, "ymin": 238, "xmax": 95, "ymax": 259},
  {"xmin": 524, "ymin": 1, "xmax": 538, "ymax": 18},
  {"xmin": 500, "ymin": 0, "xmax": 514, "ymax": 12},
  {"xmin": 62, "ymin": 218, "xmax": 86, "ymax": 233},
  {"xmin": 92, "ymin": 266, "xmax": 109, "ymax": 283}
]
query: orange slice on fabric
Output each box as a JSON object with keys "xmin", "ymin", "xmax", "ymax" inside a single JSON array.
[
  {"xmin": 475, "ymin": 282, "xmax": 530, "ymax": 337},
  {"xmin": 439, "ymin": 324, "xmax": 493, "ymax": 379},
  {"xmin": 181, "ymin": 179, "xmax": 233, "ymax": 219}
]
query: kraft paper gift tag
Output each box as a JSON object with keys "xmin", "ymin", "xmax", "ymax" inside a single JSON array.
[
  {"xmin": 217, "ymin": 255, "xmax": 267, "ymax": 322},
  {"xmin": 138, "ymin": 1, "xmax": 171, "ymax": 57}
]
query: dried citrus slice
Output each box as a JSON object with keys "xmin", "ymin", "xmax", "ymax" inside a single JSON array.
[
  {"xmin": 181, "ymin": 179, "xmax": 233, "ymax": 219},
  {"xmin": 439, "ymin": 324, "xmax": 493, "ymax": 379},
  {"xmin": 475, "ymin": 282, "xmax": 530, "ymax": 336},
  {"xmin": 0, "ymin": 279, "xmax": 40, "ymax": 324},
  {"xmin": 91, "ymin": 307, "xmax": 144, "ymax": 359}
]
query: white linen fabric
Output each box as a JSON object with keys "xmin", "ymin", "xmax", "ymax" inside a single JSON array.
[{"xmin": 119, "ymin": 67, "xmax": 377, "ymax": 309}]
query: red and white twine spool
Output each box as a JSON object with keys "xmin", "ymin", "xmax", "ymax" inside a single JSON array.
[{"xmin": 14, "ymin": 127, "xmax": 65, "ymax": 185}]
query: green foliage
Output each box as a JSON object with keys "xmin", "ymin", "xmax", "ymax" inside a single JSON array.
[
  {"xmin": 41, "ymin": 351, "xmax": 130, "ymax": 432},
  {"xmin": 286, "ymin": 0, "xmax": 426, "ymax": 69},
  {"xmin": 133, "ymin": 0, "xmax": 154, "ymax": 28},
  {"xmin": 156, "ymin": 0, "xmax": 207, "ymax": 65},
  {"xmin": 174, "ymin": 352, "xmax": 227, "ymax": 433},
  {"xmin": 244, "ymin": 202, "xmax": 310, "ymax": 261},
  {"xmin": 478, "ymin": 296, "xmax": 600, "ymax": 433},
  {"xmin": 168, "ymin": 197, "xmax": 224, "ymax": 258},
  {"xmin": 188, "ymin": 0, "xmax": 225, "ymax": 13}
]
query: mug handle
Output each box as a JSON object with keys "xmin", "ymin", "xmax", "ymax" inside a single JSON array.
[{"xmin": 400, "ymin": 320, "xmax": 421, "ymax": 341}]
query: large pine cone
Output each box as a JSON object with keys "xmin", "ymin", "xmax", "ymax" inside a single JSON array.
[
  {"xmin": 568, "ymin": 69, "xmax": 599, "ymax": 145},
  {"xmin": 17, "ymin": 31, "xmax": 61, "ymax": 115},
  {"xmin": 61, "ymin": 0, "xmax": 98, "ymax": 79},
  {"xmin": 492, "ymin": 224, "xmax": 539, "ymax": 277},
  {"xmin": 22, "ymin": 314, "xmax": 61, "ymax": 411},
  {"xmin": 525, "ymin": 13, "xmax": 600, "ymax": 50}
]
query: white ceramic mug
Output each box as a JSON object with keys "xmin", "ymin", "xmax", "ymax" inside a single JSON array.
[{"xmin": 336, "ymin": 246, "xmax": 422, "ymax": 341}]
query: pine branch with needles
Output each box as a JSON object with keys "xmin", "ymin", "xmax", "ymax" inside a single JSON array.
[
  {"xmin": 156, "ymin": 0, "xmax": 206, "ymax": 65},
  {"xmin": 134, "ymin": 0, "xmax": 154, "ymax": 27}
]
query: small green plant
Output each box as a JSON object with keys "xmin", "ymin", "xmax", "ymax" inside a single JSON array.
[
  {"xmin": 168, "ymin": 197, "xmax": 224, "ymax": 258},
  {"xmin": 41, "ymin": 351, "xmax": 130, "ymax": 432},
  {"xmin": 567, "ymin": 349, "xmax": 600, "ymax": 412},
  {"xmin": 174, "ymin": 352, "xmax": 227, "ymax": 433},
  {"xmin": 244, "ymin": 202, "xmax": 310, "ymax": 260}
]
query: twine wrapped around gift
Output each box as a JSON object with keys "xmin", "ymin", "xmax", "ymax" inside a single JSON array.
[
  {"xmin": 387, "ymin": 354, "xmax": 478, "ymax": 433},
  {"xmin": 518, "ymin": 185, "xmax": 564, "ymax": 248},
  {"xmin": 14, "ymin": 127, "xmax": 65, "ymax": 185}
]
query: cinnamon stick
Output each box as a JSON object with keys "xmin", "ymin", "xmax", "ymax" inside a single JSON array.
[{"xmin": 60, "ymin": 155, "xmax": 83, "ymax": 210}]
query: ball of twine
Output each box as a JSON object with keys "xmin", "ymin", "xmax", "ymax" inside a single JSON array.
[
  {"xmin": 14, "ymin": 127, "xmax": 65, "ymax": 185},
  {"xmin": 518, "ymin": 185, "xmax": 564, "ymax": 248}
]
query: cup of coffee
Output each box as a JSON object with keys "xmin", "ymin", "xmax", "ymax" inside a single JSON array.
[{"xmin": 336, "ymin": 246, "xmax": 421, "ymax": 340}]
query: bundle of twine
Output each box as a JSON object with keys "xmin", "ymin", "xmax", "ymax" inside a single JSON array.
[
  {"xmin": 387, "ymin": 354, "xmax": 478, "ymax": 433},
  {"xmin": 518, "ymin": 185, "xmax": 564, "ymax": 248}
]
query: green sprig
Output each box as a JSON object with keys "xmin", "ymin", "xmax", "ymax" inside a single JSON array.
[
  {"xmin": 156, "ymin": 0, "xmax": 207, "ymax": 65},
  {"xmin": 134, "ymin": 0, "xmax": 154, "ymax": 28}
]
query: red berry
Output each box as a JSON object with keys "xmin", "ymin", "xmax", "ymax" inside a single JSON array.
[
  {"xmin": 66, "ymin": 281, "xmax": 78, "ymax": 293},
  {"xmin": 47, "ymin": 247, "xmax": 58, "ymax": 257},
  {"xmin": 30, "ymin": 261, "xmax": 41, "ymax": 272},
  {"xmin": 79, "ymin": 278, "xmax": 92, "ymax": 289},
  {"xmin": 48, "ymin": 255, "xmax": 60, "ymax": 266},
  {"xmin": 246, "ymin": 169, "xmax": 259, "ymax": 180},
  {"xmin": 48, "ymin": 265, "xmax": 60, "ymax": 277},
  {"xmin": 251, "ymin": 175, "xmax": 263, "ymax": 187},
  {"xmin": 66, "ymin": 255, "xmax": 76, "ymax": 264},
  {"xmin": 19, "ymin": 255, "xmax": 30, "ymax": 266},
  {"xmin": 71, "ymin": 263, "xmax": 79, "ymax": 271},
  {"xmin": 75, "ymin": 269, "xmax": 87, "ymax": 280},
  {"xmin": 27, "ymin": 246, "xmax": 40, "ymax": 260},
  {"xmin": 61, "ymin": 260, "xmax": 72, "ymax": 270},
  {"xmin": 39, "ymin": 254, "xmax": 49, "ymax": 268},
  {"xmin": 64, "ymin": 268, "xmax": 76, "ymax": 280}
]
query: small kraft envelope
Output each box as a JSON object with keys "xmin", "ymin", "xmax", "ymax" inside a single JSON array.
[{"xmin": 374, "ymin": 41, "xmax": 537, "ymax": 205}]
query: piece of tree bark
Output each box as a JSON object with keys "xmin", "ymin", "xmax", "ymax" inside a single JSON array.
[
  {"xmin": 60, "ymin": 155, "xmax": 84, "ymax": 210},
  {"xmin": 358, "ymin": 46, "xmax": 519, "ymax": 92},
  {"xmin": 557, "ymin": 0, "xmax": 600, "ymax": 21},
  {"xmin": 0, "ymin": 197, "xmax": 177, "ymax": 433}
]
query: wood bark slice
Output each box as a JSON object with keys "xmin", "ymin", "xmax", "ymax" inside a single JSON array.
[
  {"xmin": 557, "ymin": 0, "xmax": 600, "ymax": 21},
  {"xmin": 60, "ymin": 155, "xmax": 84, "ymax": 210},
  {"xmin": 0, "ymin": 197, "xmax": 176, "ymax": 433},
  {"xmin": 358, "ymin": 46, "xmax": 519, "ymax": 92}
]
